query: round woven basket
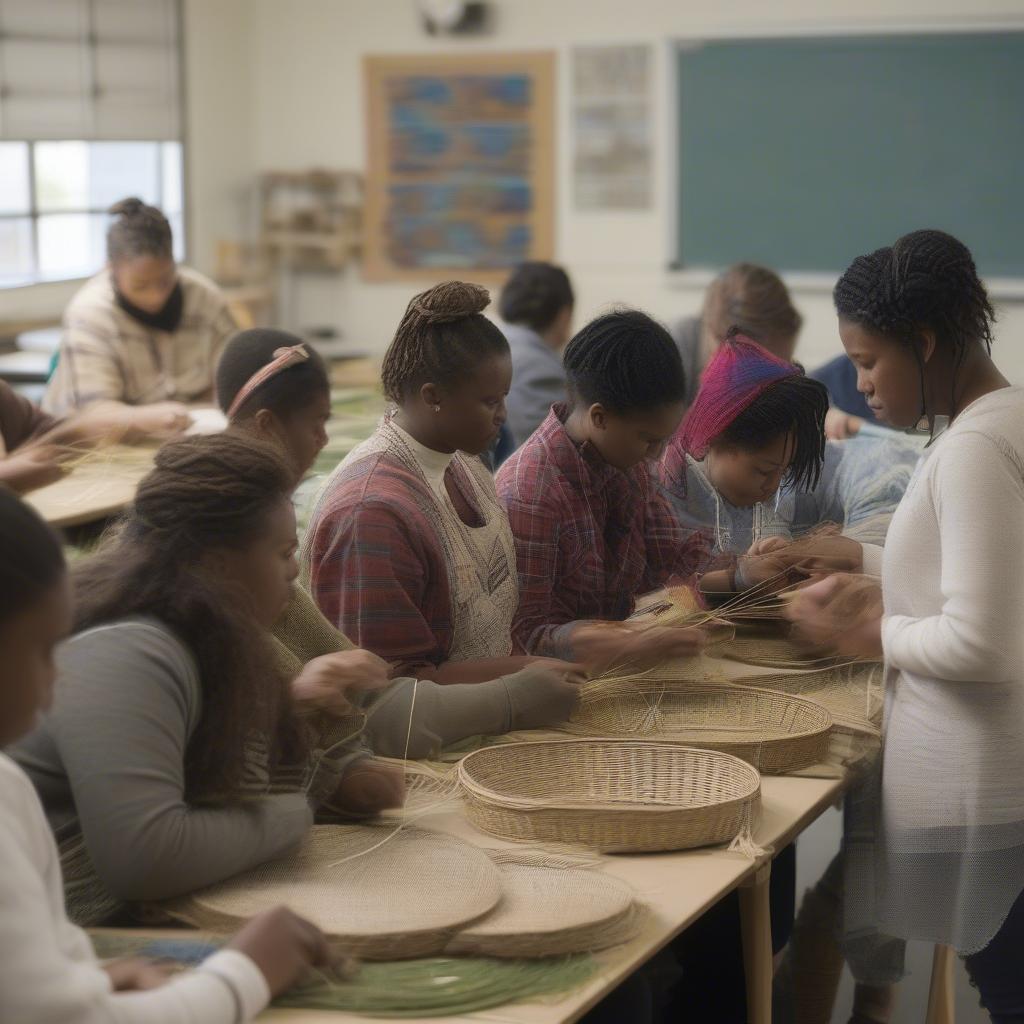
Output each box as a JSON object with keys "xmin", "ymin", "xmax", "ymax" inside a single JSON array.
[
  {"xmin": 566, "ymin": 683, "xmax": 832, "ymax": 774},
  {"xmin": 163, "ymin": 825, "xmax": 502, "ymax": 959},
  {"xmin": 447, "ymin": 863, "xmax": 639, "ymax": 957},
  {"xmin": 458, "ymin": 739, "xmax": 761, "ymax": 853}
]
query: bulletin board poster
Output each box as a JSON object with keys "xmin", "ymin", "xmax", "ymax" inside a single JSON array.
[{"xmin": 363, "ymin": 53, "xmax": 555, "ymax": 281}]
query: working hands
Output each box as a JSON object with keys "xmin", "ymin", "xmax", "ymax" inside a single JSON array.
[
  {"xmin": 329, "ymin": 758, "xmax": 406, "ymax": 817},
  {"xmin": 0, "ymin": 443, "xmax": 67, "ymax": 494},
  {"xmin": 292, "ymin": 649, "xmax": 391, "ymax": 717},
  {"xmin": 783, "ymin": 573, "xmax": 884, "ymax": 660},
  {"xmin": 571, "ymin": 621, "xmax": 707, "ymax": 676},
  {"xmin": 738, "ymin": 533, "xmax": 863, "ymax": 589}
]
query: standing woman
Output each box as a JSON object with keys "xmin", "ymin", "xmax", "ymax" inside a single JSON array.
[
  {"xmin": 788, "ymin": 229, "xmax": 1024, "ymax": 1019},
  {"xmin": 43, "ymin": 198, "xmax": 237, "ymax": 438},
  {"xmin": 303, "ymin": 281, "xmax": 559, "ymax": 684}
]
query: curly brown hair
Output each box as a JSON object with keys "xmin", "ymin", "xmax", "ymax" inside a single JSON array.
[{"xmin": 72, "ymin": 433, "xmax": 305, "ymax": 802}]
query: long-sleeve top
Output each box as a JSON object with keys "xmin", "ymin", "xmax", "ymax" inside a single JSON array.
[
  {"xmin": 495, "ymin": 405, "xmax": 711, "ymax": 657},
  {"xmin": 43, "ymin": 267, "xmax": 237, "ymax": 415},
  {"xmin": 0, "ymin": 752, "xmax": 270, "ymax": 1024},
  {"xmin": 501, "ymin": 322, "xmax": 567, "ymax": 448},
  {"xmin": 0, "ymin": 379, "xmax": 58, "ymax": 455},
  {"xmin": 10, "ymin": 618, "xmax": 313, "ymax": 923},
  {"xmin": 849, "ymin": 386, "xmax": 1024, "ymax": 962},
  {"xmin": 658, "ymin": 434, "xmax": 921, "ymax": 555}
]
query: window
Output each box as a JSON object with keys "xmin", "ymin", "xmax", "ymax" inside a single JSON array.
[
  {"xmin": 0, "ymin": 0, "xmax": 183, "ymax": 287},
  {"xmin": 0, "ymin": 140, "xmax": 184, "ymax": 287}
]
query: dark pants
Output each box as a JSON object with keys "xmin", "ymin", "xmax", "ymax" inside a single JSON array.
[{"xmin": 964, "ymin": 886, "xmax": 1024, "ymax": 1023}]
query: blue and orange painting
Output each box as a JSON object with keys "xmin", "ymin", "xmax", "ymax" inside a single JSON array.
[{"xmin": 384, "ymin": 73, "xmax": 535, "ymax": 270}]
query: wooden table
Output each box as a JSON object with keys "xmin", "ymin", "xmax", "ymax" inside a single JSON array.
[
  {"xmin": 103, "ymin": 773, "xmax": 845, "ymax": 1024},
  {"xmin": 26, "ymin": 444, "xmax": 157, "ymax": 529}
]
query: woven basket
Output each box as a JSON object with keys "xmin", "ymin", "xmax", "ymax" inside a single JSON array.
[
  {"xmin": 447, "ymin": 863, "xmax": 640, "ymax": 957},
  {"xmin": 566, "ymin": 683, "xmax": 832, "ymax": 774},
  {"xmin": 458, "ymin": 739, "xmax": 760, "ymax": 853},
  {"xmin": 162, "ymin": 825, "xmax": 502, "ymax": 959}
]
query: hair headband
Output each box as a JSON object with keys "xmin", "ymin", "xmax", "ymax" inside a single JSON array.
[{"xmin": 226, "ymin": 344, "xmax": 310, "ymax": 420}]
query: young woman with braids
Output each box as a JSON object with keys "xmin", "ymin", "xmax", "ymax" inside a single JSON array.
[
  {"xmin": 9, "ymin": 433, "xmax": 409, "ymax": 926},
  {"xmin": 43, "ymin": 198, "xmax": 237, "ymax": 439},
  {"xmin": 786, "ymin": 229, "xmax": 1024, "ymax": 1022},
  {"xmin": 302, "ymin": 281, "xmax": 580, "ymax": 693},
  {"xmin": 657, "ymin": 331, "xmax": 917, "ymax": 587},
  {"xmin": 0, "ymin": 488, "xmax": 337, "ymax": 1020},
  {"xmin": 495, "ymin": 310, "xmax": 711, "ymax": 667}
]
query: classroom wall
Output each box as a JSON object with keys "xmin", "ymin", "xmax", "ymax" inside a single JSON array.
[
  {"xmin": 4, "ymin": 0, "xmax": 1024, "ymax": 384},
  {"xmin": 235, "ymin": 0, "xmax": 1024, "ymax": 378}
]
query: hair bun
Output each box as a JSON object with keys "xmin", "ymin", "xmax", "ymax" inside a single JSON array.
[
  {"xmin": 410, "ymin": 281, "xmax": 490, "ymax": 325},
  {"xmin": 108, "ymin": 196, "xmax": 147, "ymax": 219}
]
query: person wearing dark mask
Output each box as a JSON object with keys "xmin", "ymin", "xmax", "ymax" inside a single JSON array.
[{"xmin": 43, "ymin": 198, "xmax": 237, "ymax": 439}]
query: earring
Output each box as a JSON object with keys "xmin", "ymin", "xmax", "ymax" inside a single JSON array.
[{"xmin": 433, "ymin": 405, "xmax": 441, "ymax": 413}]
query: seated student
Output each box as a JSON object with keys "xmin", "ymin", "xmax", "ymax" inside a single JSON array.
[
  {"xmin": 11, "ymin": 433, "xmax": 405, "ymax": 925},
  {"xmin": 658, "ymin": 331, "xmax": 916, "ymax": 572},
  {"xmin": 495, "ymin": 309, "xmax": 710, "ymax": 665},
  {"xmin": 671, "ymin": 262, "xmax": 802, "ymax": 405},
  {"xmin": 303, "ymin": 281, "xmax": 574, "ymax": 685},
  {"xmin": 43, "ymin": 197, "xmax": 237, "ymax": 438},
  {"xmin": 216, "ymin": 327, "xmax": 580, "ymax": 756},
  {"xmin": 0, "ymin": 486, "xmax": 334, "ymax": 1022},
  {"xmin": 497, "ymin": 261, "xmax": 574, "ymax": 449}
]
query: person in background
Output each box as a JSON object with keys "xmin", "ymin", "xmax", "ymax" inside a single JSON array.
[
  {"xmin": 0, "ymin": 486, "xmax": 334, "ymax": 1023},
  {"xmin": 43, "ymin": 197, "xmax": 237, "ymax": 439},
  {"xmin": 497, "ymin": 261, "xmax": 575, "ymax": 452},
  {"xmin": 671, "ymin": 262, "xmax": 802, "ymax": 405}
]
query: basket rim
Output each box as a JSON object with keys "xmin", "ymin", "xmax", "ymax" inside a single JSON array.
[
  {"xmin": 457, "ymin": 738, "xmax": 761, "ymax": 814},
  {"xmin": 576, "ymin": 682, "xmax": 833, "ymax": 737}
]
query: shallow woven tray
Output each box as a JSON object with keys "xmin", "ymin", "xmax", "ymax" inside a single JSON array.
[
  {"xmin": 458, "ymin": 739, "xmax": 761, "ymax": 853},
  {"xmin": 163, "ymin": 824, "xmax": 502, "ymax": 959},
  {"xmin": 566, "ymin": 683, "xmax": 832, "ymax": 774},
  {"xmin": 447, "ymin": 863, "xmax": 639, "ymax": 958}
]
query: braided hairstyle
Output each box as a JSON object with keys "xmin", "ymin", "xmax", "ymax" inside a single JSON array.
[
  {"xmin": 0, "ymin": 489, "xmax": 65, "ymax": 627},
  {"xmin": 73, "ymin": 434, "xmax": 304, "ymax": 801},
  {"xmin": 498, "ymin": 261, "xmax": 574, "ymax": 333},
  {"xmin": 216, "ymin": 329, "xmax": 329, "ymax": 421},
  {"xmin": 714, "ymin": 331, "xmax": 828, "ymax": 492},
  {"xmin": 380, "ymin": 281, "xmax": 510, "ymax": 404},
  {"xmin": 834, "ymin": 229, "xmax": 995, "ymax": 426},
  {"xmin": 107, "ymin": 197, "xmax": 173, "ymax": 263},
  {"xmin": 563, "ymin": 309, "xmax": 687, "ymax": 414}
]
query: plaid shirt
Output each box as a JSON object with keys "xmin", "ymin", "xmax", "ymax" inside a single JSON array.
[
  {"xmin": 42, "ymin": 267, "xmax": 236, "ymax": 415},
  {"xmin": 495, "ymin": 405, "xmax": 711, "ymax": 656},
  {"xmin": 303, "ymin": 444, "xmax": 489, "ymax": 675}
]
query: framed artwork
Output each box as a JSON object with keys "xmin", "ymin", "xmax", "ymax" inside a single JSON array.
[{"xmin": 363, "ymin": 52, "xmax": 555, "ymax": 281}]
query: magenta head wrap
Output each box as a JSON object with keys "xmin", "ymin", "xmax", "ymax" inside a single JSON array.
[{"xmin": 675, "ymin": 332, "xmax": 802, "ymax": 459}]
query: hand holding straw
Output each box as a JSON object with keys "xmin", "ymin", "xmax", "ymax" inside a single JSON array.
[{"xmin": 783, "ymin": 574, "xmax": 884, "ymax": 659}]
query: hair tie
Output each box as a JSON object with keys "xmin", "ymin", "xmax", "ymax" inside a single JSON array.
[{"xmin": 226, "ymin": 345, "xmax": 309, "ymax": 420}]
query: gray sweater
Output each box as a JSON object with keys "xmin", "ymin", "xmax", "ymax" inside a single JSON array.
[
  {"xmin": 10, "ymin": 618, "xmax": 313, "ymax": 911},
  {"xmin": 502, "ymin": 322, "xmax": 566, "ymax": 448}
]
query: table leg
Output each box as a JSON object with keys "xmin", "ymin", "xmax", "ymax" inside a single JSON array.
[
  {"xmin": 925, "ymin": 944, "xmax": 956, "ymax": 1024},
  {"xmin": 739, "ymin": 862, "xmax": 773, "ymax": 1024}
]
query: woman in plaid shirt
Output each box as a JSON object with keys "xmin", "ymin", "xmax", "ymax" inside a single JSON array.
[{"xmin": 496, "ymin": 309, "xmax": 716, "ymax": 667}]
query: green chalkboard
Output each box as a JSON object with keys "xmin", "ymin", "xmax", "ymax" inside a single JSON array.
[{"xmin": 675, "ymin": 34, "xmax": 1024, "ymax": 277}]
